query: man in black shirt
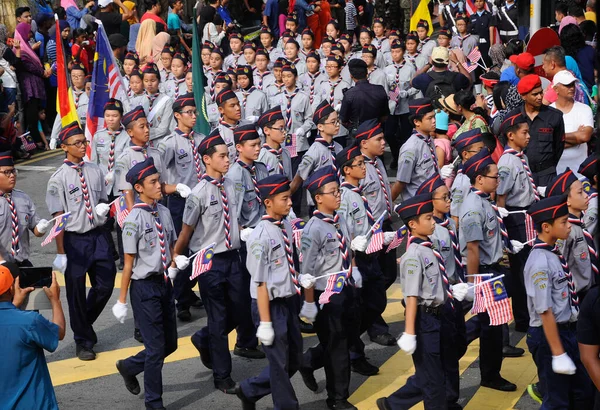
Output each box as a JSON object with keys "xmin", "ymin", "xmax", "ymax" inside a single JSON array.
[
  {"xmin": 96, "ymin": 0, "xmax": 134, "ymax": 37},
  {"xmin": 578, "ymin": 286, "xmax": 600, "ymax": 398},
  {"xmin": 339, "ymin": 59, "xmax": 389, "ymax": 137}
]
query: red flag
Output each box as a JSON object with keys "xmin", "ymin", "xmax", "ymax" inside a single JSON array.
[{"xmin": 55, "ymin": 15, "xmax": 79, "ymax": 127}]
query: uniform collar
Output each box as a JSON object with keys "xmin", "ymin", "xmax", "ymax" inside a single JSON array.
[{"xmin": 0, "ymin": 301, "xmax": 16, "ymax": 309}]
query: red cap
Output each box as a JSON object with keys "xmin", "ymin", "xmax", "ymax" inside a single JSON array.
[
  {"xmin": 509, "ymin": 52, "xmax": 535, "ymax": 70},
  {"xmin": 517, "ymin": 74, "xmax": 542, "ymax": 95}
]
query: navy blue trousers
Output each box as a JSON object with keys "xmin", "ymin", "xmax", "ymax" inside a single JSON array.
[
  {"xmin": 121, "ymin": 275, "xmax": 178, "ymax": 409},
  {"xmin": 240, "ymin": 296, "xmax": 303, "ymax": 409},
  {"xmin": 193, "ymin": 251, "xmax": 256, "ymax": 382},
  {"xmin": 64, "ymin": 228, "xmax": 116, "ymax": 349}
]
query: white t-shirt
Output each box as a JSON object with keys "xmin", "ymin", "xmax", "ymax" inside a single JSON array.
[{"xmin": 551, "ymin": 101, "xmax": 594, "ymax": 177}]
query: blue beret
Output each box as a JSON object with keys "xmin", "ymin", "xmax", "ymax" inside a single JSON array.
[
  {"xmin": 306, "ymin": 51, "xmax": 320, "ymax": 62},
  {"xmin": 234, "ymin": 123, "xmax": 260, "ymax": 144},
  {"xmin": 122, "ymin": 106, "xmax": 146, "ymax": 127},
  {"xmin": 527, "ymin": 196, "xmax": 568, "ymax": 224},
  {"xmin": 394, "ymin": 193, "xmax": 434, "ymax": 220},
  {"xmin": 281, "ymin": 63, "xmax": 298, "ymax": 76},
  {"xmin": 463, "ymin": 147, "xmax": 495, "ymax": 179},
  {"xmin": 313, "ymin": 100, "xmax": 335, "ymax": 124},
  {"xmin": 257, "ymin": 175, "xmax": 291, "ymax": 199},
  {"xmin": 236, "ymin": 65, "xmax": 253, "ymax": 77},
  {"xmin": 126, "ymin": 157, "xmax": 158, "ymax": 185},
  {"xmin": 142, "ymin": 63, "xmax": 160, "ymax": 77},
  {"xmin": 58, "ymin": 122, "xmax": 84, "ymax": 143},
  {"xmin": 499, "ymin": 112, "xmax": 527, "ymax": 136},
  {"xmin": 216, "ymin": 89, "xmax": 238, "ymax": 106},
  {"xmin": 355, "ymin": 119, "xmax": 383, "ymax": 141},
  {"xmin": 416, "ymin": 173, "xmax": 445, "ymax": 195},
  {"xmin": 0, "ymin": 152, "xmax": 14, "ymax": 167},
  {"xmin": 547, "ymin": 168, "xmax": 578, "ymax": 197},
  {"xmin": 173, "ymin": 93, "xmax": 196, "ymax": 111},
  {"xmin": 104, "ymin": 98, "xmax": 123, "ymax": 114},
  {"xmin": 335, "ymin": 144, "xmax": 362, "ymax": 169},
  {"xmin": 199, "ymin": 131, "xmax": 226, "ymax": 155},
  {"xmin": 362, "ymin": 44, "xmax": 377, "ymax": 57},
  {"xmin": 578, "ymin": 154, "xmax": 597, "ymax": 181},
  {"xmin": 229, "ymin": 32, "xmax": 243, "ymax": 42},
  {"xmin": 258, "ymin": 107, "xmax": 284, "ymax": 128},
  {"xmin": 303, "ymin": 166, "xmax": 338, "ymax": 193},
  {"xmin": 408, "ymin": 98, "xmax": 434, "ymax": 116},
  {"xmin": 452, "ymin": 128, "xmax": 483, "ymax": 152}
]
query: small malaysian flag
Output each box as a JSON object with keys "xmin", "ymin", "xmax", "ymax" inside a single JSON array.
[
  {"xmin": 41, "ymin": 213, "xmax": 71, "ymax": 246},
  {"xmin": 525, "ymin": 213, "xmax": 536, "ymax": 244},
  {"xmin": 365, "ymin": 220, "xmax": 384, "ymax": 254},
  {"xmin": 467, "ymin": 46, "xmax": 482, "ymax": 64},
  {"xmin": 386, "ymin": 225, "xmax": 408, "ymax": 253},
  {"xmin": 189, "ymin": 243, "xmax": 215, "ymax": 281},
  {"xmin": 389, "ymin": 85, "xmax": 400, "ymax": 103},
  {"xmin": 112, "ymin": 195, "xmax": 130, "ymax": 228},
  {"xmin": 290, "ymin": 218, "xmax": 305, "ymax": 249},
  {"xmin": 285, "ymin": 133, "xmax": 298, "ymax": 158},
  {"xmin": 471, "ymin": 276, "xmax": 513, "ymax": 326},
  {"xmin": 19, "ymin": 132, "xmax": 36, "ymax": 152},
  {"xmin": 318, "ymin": 272, "xmax": 347, "ymax": 305},
  {"xmin": 462, "ymin": 60, "xmax": 478, "ymax": 73}
]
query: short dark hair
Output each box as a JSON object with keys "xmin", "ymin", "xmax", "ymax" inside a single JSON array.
[
  {"xmin": 201, "ymin": 146, "xmax": 219, "ymax": 165},
  {"xmin": 579, "ymin": 20, "xmax": 596, "ymax": 42},
  {"xmin": 505, "ymin": 39, "xmax": 524, "ymax": 58},
  {"xmin": 410, "ymin": 111, "xmax": 432, "ymax": 126},
  {"xmin": 169, "ymin": 0, "xmax": 181, "ymax": 7},
  {"xmin": 555, "ymin": 2, "xmax": 569, "ymax": 15},
  {"xmin": 535, "ymin": 218, "xmax": 559, "ymax": 233},
  {"xmin": 432, "ymin": 61, "xmax": 448, "ymax": 69},
  {"xmin": 503, "ymin": 122, "xmax": 527, "ymax": 140},
  {"xmin": 469, "ymin": 164, "xmax": 494, "ymax": 185},
  {"xmin": 145, "ymin": 0, "xmax": 159, "ymax": 9},
  {"xmin": 54, "ymin": 6, "xmax": 67, "ymax": 19},
  {"xmin": 318, "ymin": 111, "xmax": 333, "ymax": 125},
  {"xmin": 544, "ymin": 46, "xmax": 566, "ymax": 68},
  {"xmin": 15, "ymin": 6, "xmax": 30, "ymax": 18},
  {"xmin": 405, "ymin": 214, "xmax": 426, "ymax": 231},
  {"xmin": 492, "ymin": 81, "xmax": 511, "ymax": 112},
  {"xmin": 263, "ymin": 119, "xmax": 279, "ymax": 129},
  {"xmin": 568, "ymin": 4, "xmax": 585, "ymax": 18},
  {"xmin": 310, "ymin": 185, "xmax": 326, "ymax": 203},
  {"xmin": 340, "ymin": 158, "xmax": 355, "ymax": 177},
  {"xmin": 349, "ymin": 64, "xmax": 367, "ymax": 80}
]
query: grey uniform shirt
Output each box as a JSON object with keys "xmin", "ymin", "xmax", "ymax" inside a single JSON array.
[
  {"xmin": 497, "ymin": 151, "xmax": 537, "ymax": 207},
  {"xmin": 122, "ymin": 203, "xmax": 177, "ymax": 279},
  {"xmin": 362, "ymin": 154, "xmax": 393, "ymax": 218},
  {"xmin": 183, "ymin": 176, "xmax": 241, "ymax": 253},
  {"xmin": 314, "ymin": 78, "xmax": 351, "ymax": 137},
  {"xmin": 114, "ymin": 144, "xmax": 164, "ymax": 192},
  {"xmin": 459, "ymin": 190, "xmax": 504, "ymax": 265},
  {"xmin": 384, "ymin": 62, "xmax": 418, "ymax": 115},
  {"xmin": 228, "ymin": 160, "xmax": 269, "ymax": 228},
  {"xmin": 204, "ymin": 94, "xmax": 220, "ymax": 128},
  {"xmin": 450, "ymin": 34, "xmax": 479, "ymax": 57},
  {"xmin": 0, "ymin": 190, "xmax": 41, "ymax": 263},
  {"xmin": 339, "ymin": 184, "xmax": 371, "ymax": 237},
  {"xmin": 90, "ymin": 127, "xmax": 129, "ymax": 196},
  {"xmin": 396, "ymin": 132, "xmax": 438, "ymax": 199},
  {"xmin": 266, "ymin": 82, "xmax": 286, "ymax": 104},
  {"xmin": 258, "ymin": 145, "xmax": 293, "ymax": 180},
  {"xmin": 300, "ymin": 213, "xmax": 352, "ymax": 291},
  {"xmin": 129, "ymin": 93, "xmax": 148, "ymax": 112},
  {"xmin": 524, "ymin": 247, "xmax": 572, "ymax": 327},
  {"xmin": 404, "ymin": 53, "xmax": 427, "ymax": 71},
  {"xmin": 297, "ymin": 139, "xmax": 342, "ymax": 205},
  {"xmin": 223, "ymin": 52, "xmax": 247, "ymax": 71},
  {"xmin": 450, "ymin": 171, "xmax": 470, "ymax": 218},
  {"xmin": 275, "ymin": 89, "xmax": 314, "ymax": 152},
  {"xmin": 367, "ymin": 67, "xmax": 388, "ymax": 93},
  {"xmin": 156, "ymin": 129, "xmax": 206, "ymax": 188},
  {"xmin": 146, "ymin": 93, "xmax": 175, "ymax": 144},
  {"xmin": 164, "ymin": 77, "xmax": 188, "ymax": 99},
  {"xmin": 298, "ymin": 71, "xmax": 326, "ymax": 108},
  {"xmin": 431, "ymin": 219, "xmax": 460, "ymax": 284},
  {"xmin": 266, "ymin": 47, "xmax": 284, "ymax": 68},
  {"xmin": 583, "ymin": 194, "xmax": 598, "ymax": 237},
  {"xmin": 247, "ymin": 218, "xmax": 298, "ymax": 300},
  {"xmin": 46, "ymin": 162, "xmax": 108, "ymax": 233},
  {"xmin": 400, "ymin": 242, "xmax": 448, "ymax": 307},
  {"xmin": 235, "ymin": 88, "xmax": 269, "ymax": 119},
  {"xmin": 372, "ymin": 37, "xmax": 391, "ymax": 62},
  {"xmin": 254, "ymin": 71, "xmax": 275, "ymax": 91},
  {"xmin": 558, "ymin": 220, "xmax": 594, "ymax": 293},
  {"xmin": 418, "ymin": 39, "xmax": 437, "ymax": 61},
  {"xmin": 214, "ymin": 122, "xmax": 239, "ymax": 165}
]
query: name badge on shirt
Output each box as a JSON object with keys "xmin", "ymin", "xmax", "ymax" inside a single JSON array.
[
  {"xmin": 210, "ymin": 200, "xmax": 218, "ymax": 206},
  {"xmin": 178, "ymin": 153, "xmax": 189, "ymax": 160},
  {"xmin": 69, "ymin": 187, "xmax": 80, "ymax": 195},
  {"xmin": 272, "ymin": 244, "xmax": 281, "ymax": 252},
  {"xmin": 575, "ymin": 237, "xmax": 584, "ymax": 244}
]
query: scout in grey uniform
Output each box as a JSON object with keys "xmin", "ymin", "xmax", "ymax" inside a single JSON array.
[
  {"xmin": 265, "ymin": 58, "xmax": 287, "ymax": 103},
  {"xmin": 0, "ymin": 152, "xmax": 49, "ymax": 265},
  {"xmin": 142, "ymin": 63, "xmax": 174, "ymax": 145},
  {"xmin": 289, "ymin": 101, "xmax": 342, "ymax": 212},
  {"xmin": 234, "ymin": 65, "xmax": 269, "ymax": 120},
  {"xmin": 314, "ymin": 55, "xmax": 351, "ymax": 144},
  {"xmin": 228, "ymin": 124, "xmax": 269, "ymax": 229},
  {"xmin": 283, "ymin": 40, "xmax": 307, "ymax": 77},
  {"xmin": 205, "ymin": 72, "xmax": 231, "ymax": 128},
  {"xmin": 258, "ymin": 25, "xmax": 283, "ymax": 69},
  {"xmin": 257, "ymin": 107, "xmax": 294, "ymax": 180},
  {"xmin": 450, "ymin": 15, "xmax": 479, "ymax": 58},
  {"xmin": 416, "ymin": 19, "xmax": 436, "ymax": 62},
  {"xmin": 46, "ymin": 122, "xmax": 116, "ymax": 361},
  {"xmin": 111, "ymin": 157, "xmax": 178, "ymax": 410},
  {"xmin": 579, "ymin": 155, "xmax": 598, "ymax": 239},
  {"xmin": 298, "ymin": 52, "xmax": 325, "ymax": 109},
  {"xmin": 392, "ymin": 98, "xmax": 439, "ymax": 201},
  {"xmin": 206, "ymin": 48, "xmax": 225, "ymax": 99},
  {"xmin": 254, "ymin": 48, "xmax": 276, "ymax": 91},
  {"xmin": 163, "ymin": 53, "xmax": 188, "ymax": 99},
  {"xmin": 547, "ymin": 170, "xmax": 598, "ymax": 301},
  {"xmin": 372, "ymin": 18, "xmax": 391, "ymax": 62},
  {"xmin": 298, "ymin": 166, "xmax": 360, "ymax": 410},
  {"xmin": 174, "ymin": 134, "xmax": 262, "ymax": 394},
  {"xmin": 362, "ymin": 45, "xmax": 388, "ymax": 93},
  {"xmin": 382, "ymin": 29, "xmax": 401, "ymax": 65},
  {"xmin": 299, "ymin": 27, "xmax": 315, "ymax": 63},
  {"xmin": 524, "ymin": 196, "xmax": 594, "ymax": 409},
  {"xmin": 127, "ymin": 68, "xmax": 147, "ymax": 109},
  {"xmin": 122, "ymin": 52, "xmax": 139, "ymax": 94},
  {"xmin": 214, "ymin": 89, "xmax": 242, "ymax": 165},
  {"xmin": 224, "ymin": 32, "xmax": 247, "ymax": 71},
  {"xmin": 459, "ymin": 148, "xmax": 517, "ymax": 392},
  {"xmin": 379, "ymin": 193, "xmax": 467, "ymax": 410},
  {"xmin": 159, "ymin": 46, "xmax": 175, "ymax": 84},
  {"xmin": 404, "ymin": 33, "xmax": 427, "ymax": 71},
  {"xmin": 236, "ymin": 175, "xmax": 304, "ymax": 410}
]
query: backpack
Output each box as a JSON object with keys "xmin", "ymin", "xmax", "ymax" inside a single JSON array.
[{"xmin": 425, "ymin": 71, "xmax": 458, "ymax": 100}]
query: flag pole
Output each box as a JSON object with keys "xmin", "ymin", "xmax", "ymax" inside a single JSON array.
[
  {"xmin": 189, "ymin": 242, "xmax": 216, "ymax": 260},
  {"xmin": 313, "ymin": 270, "xmax": 348, "ymax": 280},
  {"xmin": 48, "ymin": 212, "xmax": 72, "ymax": 223},
  {"xmin": 366, "ymin": 211, "xmax": 388, "ymax": 240},
  {"xmin": 470, "ymin": 274, "xmax": 505, "ymax": 288}
]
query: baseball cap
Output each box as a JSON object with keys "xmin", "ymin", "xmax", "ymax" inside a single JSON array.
[
  {"xmin": 552, "ymin": 70, "xmax": 578, "ymax": 87},
  {"xmin": 99, "ymin": 0, "xmax": 113, "ymax": 7},
  {"xmin": 509, "ymin": 52, "xmax": 535, "ymax": 70},
  {"xmin": 0, "ymin": 264, "xmax": 14, "ymax": 295},
  {"xmin": 431, "ymin": 47, "xmax": 449, "ymax": 65}
]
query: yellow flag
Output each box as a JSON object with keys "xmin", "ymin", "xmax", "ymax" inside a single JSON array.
[{"xmin": 410, "ymin": 0, "xmax": 434, "ymax": 36}]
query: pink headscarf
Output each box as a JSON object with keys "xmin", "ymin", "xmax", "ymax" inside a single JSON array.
[
  {"xmin": 559, "ymin": 16, "xmax": 577, "ymax": 34},
  {"xmin": 14, "ymin": 23, "xmax": 42, "ymax": 69},
  {"xmin": 61, "ymin": 0, "xmax": 79, "ymax": 10}
]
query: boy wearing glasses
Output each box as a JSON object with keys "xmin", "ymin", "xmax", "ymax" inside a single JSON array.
[
  {"xmin": 315, "ymin": 55, "xmax": 351, "ymax": 147},
  {"xmin": 46, "ymin": 122, "xmax": 116, "ymax": 361},
  {"xmin": 258, "ymin": 108, "xmax": 293, "ymax": 180},
  {"xmin": 157, "ymin": 94, "xmax": 206, "ymax": 321}
]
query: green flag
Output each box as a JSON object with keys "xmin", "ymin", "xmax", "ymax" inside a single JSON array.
[{"xmin": 192, "ymin": 8, "xmax": 211, "ymax": 135}]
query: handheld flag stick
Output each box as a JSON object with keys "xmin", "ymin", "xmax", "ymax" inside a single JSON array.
[{"xmin": 470, "ymin": 274, "xmax": 505, "ymax": 288}]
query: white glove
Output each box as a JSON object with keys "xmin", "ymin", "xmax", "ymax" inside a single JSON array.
[
  {"xmin": 510, "ymin": 240, "xmax": 525, "ymax": 254},
  {"xmin": 176, "ymin": 183, "xmax": 191, "ymax": 198},
  {"xmin": 537, "ymin": 186, "xmax": 547, "ymax": 197},
  {"xmin": 352, "ymin": 266, "xmax": 363, "ymax": 288},
  {"xmin": 397, "ymin": 332, "xmax": 417, "ymax": 355},
  {"xmin": 256, "ymin": 321, "xmax": 275, "ymax": 346},
  {"xmin": 295, "ymin": 126, "xmax": 305, "ymax": 139},
  {"xmin": 288, "ymin": 207, "xmax": 297, "ymax": 220},
  {"xmin": 95, "ymin": 203, "xmax": 111, "ymax": 217},
  {"xmin": 300, "ymin": 301, "xmax": 318, "ymax": 322},
  {"xmin": 175, "ymin": 255, "xmax": 190, "ymax": 270},
  {"xmin": 465, "ymin": 285, "xmax": 474, "ymax": 302},
  {"xmin": 383, "ymin": 231, "xmax": 396, "ymax": 245},
  {"xmin": 35, "ymin": 219, "xmax": 52, "ymax": 234},
  {"xmin": 441, "ymin": 164, "xmax": 454, "ymax": 179},
  {"xmin": 552, "ymin": 353, "xmax": 577, "ymax": 375},
  {"xmin": 334, "ymin": 103, "xmax": 341, "ymax": 112},
  {"xmin": 245, "ymin": 115, "xmax": 259, "ymax": 122},
  {"xmin": 49, "ymin": 138, "xmax": 58, "ymax": 150},
  {"xmin": 53, "ymin": 254, "xmax": 68, "ymax": 273},
  {"xmin": 451, "ymin": 283, "xmax": 469, "ymax": 302},
  {"xmin": 240, "ymin": 227, "xmax": 254, "ymax": 242},
  {"xmin": 299, "ymin": 273, "xmax": 316, "ymax": 289},
  {"xmin": 498, "ymin": 207, "xmax": 509, "ymax": 218},
  {"xmin": 167, "ymin": 266, "xmax": 178, "ymax": 280},
  {"xmin": 112, "ymin": 301, "xmax": 128, "ymax": 323},
  {"xmin": 104, "ymin": 171, "xmax": 115, "ymax": 186},
  {"xmin": 351, "ymin": 235, "xmax": 368, "ymax": 252},
  {"xmin": 398, "ymin": 90, "xmax": 408, "ymax": 98},
  {"xmin": 570, "ymin": 306, "xmax": 579, "ymax": 322}
]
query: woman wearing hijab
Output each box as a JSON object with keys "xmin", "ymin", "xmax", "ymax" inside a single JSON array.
[
  {"xmin": 135, "ymin": 19, "xmax": 156, "ymax": 65},
  {"xmin": 46, "ymin": 19, "xmax": 72, "ymax": 66},
  {"xmin": 152, "ymin": 31, "xmax": 171, "ymax": 70},
  {"xmin": 0, "ymin": 25, "xmax": 21, "ymax": 107},
  {"xmin": 64, "ymin": 0, "xmax": 96, "ymax": 29},
  {"xmin": 14, "ymin": 23, "xmax": 52, "ymax": 148}
]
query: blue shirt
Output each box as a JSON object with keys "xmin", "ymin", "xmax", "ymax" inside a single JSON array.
[
  {"xmin": 167, "ymin": 12, "xmax": 181, "ymax": 30},
  {"xmin": 500, "ymin": 65, "xmax": 519, "ymax": 86},
  {"xmin": 0, "ymin": 302, "xmax": 59, "ymax": 410},
  {"xmin": 66, "ymin": 6, "xmax": 89, "ymax": 30},
  {"xmin": 263, "ymin": 0, "xmax": 280, "ymax": 37}
]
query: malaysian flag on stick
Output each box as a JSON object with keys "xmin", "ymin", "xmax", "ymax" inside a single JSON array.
[
  {"xmin": 365, "ymin": 211, "xmax": 387, "ymax": 254},
  {"xmin": 291, "ymin": 217, "xmax": 306, "ymax": 261},
  {"xmin": 285, "ymin": 133, "xmax": 298, "ymax": 158},
  {"xmin": 318, "ymin": 272, "xmax": 347, "ymax": 305},
  {"xmin": 111, "ymin": 195, "xmax": 130, "ymax": 228},
  {"xmin": 462, "ymin": 60, "xmax": 479, "ymax": 73},
  {"xmin": 386, "ymin": 225, "xmax": 408, "ymax": 253},
  {"xmin": 471, "ymin": 274, "xmax": 513, "ymax": 325},
  {"xmin": 41, "ymin": 213, "xmax": 71, "ymax": 246},
  {"xmin": 189, "ymin": 242, "xmax": 216, "ymax": 280}
]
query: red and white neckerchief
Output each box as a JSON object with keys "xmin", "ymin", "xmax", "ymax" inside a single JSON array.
[
  {"xmin": 256, "ymin": 70, "xmax": 271, "ymax": 90},
  {"xmin": 236, "ymin": 160, "xmax": 261, "ymax": 205},
  {"xmin": 132, "ymin": 201, "xmax": 169, "ymax": 280},
  {"xmin": 146, "ymin": 92, "xmax": 160, "ymax": 110},
  {"xmin": 410, "ymin": 236, "xmax": 453, "ymax": 307},
  {"xmin": 413, "ymin": 131, "xmax": 439, "ymax": 173},
  {"xmin": 418, "ymin": 37, "xmax": 430, "ymax": 52},
  {"xmin": 202, "ymin": 174, "xmax": 231, "ymax": 249},
  {"xmin": 1, "ymin": 191, "xmax": 20, "ymax": 257},
  {"xmin": 64, "ymin": 160, "xmax": 94, "ymax": 225},
  {"xmin": 340, "ymin": 182, "xmax": 375, "ymax": 226},
  {"xmin": 284, "ymin": 88, "xmax": 299, "ymax": 131},
  {"xmin": 459, "ymin": 34, "xmax": 472, "ymax": 49},
  {"xmin": 364, "ymin": 154, "xmax": 391, "ymax": 215},
  {"xmin": 232, "ymin": 52, "xmax": 242, "ymax": 68},
  {"xmin": 307, "ymin": 71, "xmax": 321, "ymax": 104},
  {"xmin": 125, "ymin": 75, "xmax": 131, "ymax": 95},
  {"xmin": 315, "ymin": 137, "xmax": 337, "ymax": 173},
  {"xmin": 434, "ymin": 215, "xmax": 465, "ymax": 282},
  {"xmin": 263, "ymin": 144, "xmax": 284, "ymax": 174},
  {"xmin": 503, "ymin": 148, "xmax": 540, "ymax": 202},
  {"xmin": 130, "ymin": 144, "xmax": 148, "ymax": 159},
  {"xmin": 106, "ymin": 127, "xmax": 123, "ymax": 175},
  {"xmin": 328, "ymin": 78, "xmax": 342, "ymax": 105},
  {"xmin": 567, "ymin": 214, "xmax": 599, "ymax": 276},
  {"xmin": 367, "ymin": 67, "xmax": 377, "ymax": 81},
  {"xmin": 241, "ymin": 86, "xmax": 256, "ymax": 110},
  {"xmin": 313, "ymin": 210, "xmax": 350, "ymax": 271},
  {"xmin": 73, "ymin": 89, "xmax": 84, "ymax": 108},
  {"xmin": 470, "ymin": 188, "xmax": 513, "ymax": 252},
  {"xmin": 262, "ymin": 215, "xmax": 300, "ymax": 294},
  {"xmin": 173, "ymin": 77, "xmax": 186, "ymax": 99},
  {"xmin": 176, "ymin": 128, "xmax": 202, "ymax": 182}
]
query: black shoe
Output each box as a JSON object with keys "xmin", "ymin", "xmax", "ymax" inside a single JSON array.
[
  {"xmin": 299, "ymin": 318, "xmax": 316, "ymax": 334},
  {"xmin": 191, "ymin": 333, "xmax": 212, "ymax": 369},
  {"xmin": 376, "ymin": 398, "xmax": 391, "ymax": 410},
  {"xmin": 133, "ymin": 328, "xmax": 143, "ymax": 343},
  {"xmin": 299, "ymin": 367, "xmax": 318, "ymax": 392},
  {"xmin": 233, "ymin": 345, "xmax": 266, "ymax": 359},
  {"xmin": 235, "ymin": 385, "xmax": 256, "ymax": 410},
  {"xmin": 351, "ymin": 357, "xmax": 379, "ymax": 376},
  {"xmin": 76, "ymin": 345, "xmax": 96, "ymax": 361},
  {"xmin": 326, "ymin": 399, "xmax": 357, "ymax": 409},
  {"xmin": 481, "ymin": 377, "xmax": 517, "ymax": 392},
  {"xmin": 502, "ymin": 345, "xmax": 525, "ymax": 358},
  {"xmin": 177, "ymin": 308, "xmax": 191, "ymax": 322},
  {"xmin": 116, "ymin": 360, "xmax": 141, "ymax": 395},
  {"xmin": 370, "ymin": 333, "xmax": 396, "ymax": 346},
  {"xmin": 214, "ymin": 377, "xmax": 237, "ymax": 394},
  {"xmin": 190, "ymin": 298, "xmax": 204, "ymax": 309}
]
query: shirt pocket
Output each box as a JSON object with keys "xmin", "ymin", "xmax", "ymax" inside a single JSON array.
[
  {"xmin": 536, "ymin": 129, "xmax": 554, "ymax": 154},
  {"xmin": 323, "ymin": 239, "xmax": 339, "ymax": 258},
  {"xmin": 67, "ymin": 185, "xmax": 83, "ymax": 204},
  {"xmin": 242, "ymin": 189, "xmax": 258, "ymax": 213},
  {"xmin": 269, "ymin": 246, "xmax": 287, "ymax": 269},
  {"xmin": 423, "ymin": 262, "xmax": 439, "ymax": 294},
  {"xmin": 143, "ymin": 229, "xmax": 158, "ymax": 249},
  {"xmin": 551, "ymin": 272, "xmax": 569, "ymax": 301},
  {"xmin": 15, "ymin": 202, "xmax": 31, "ymax": 230},
  {"xmin": 175, "ymin": 150, "xmax": 192, "ymax": 172}
]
